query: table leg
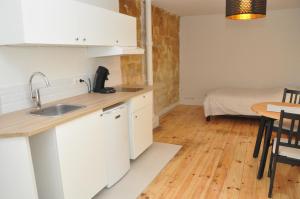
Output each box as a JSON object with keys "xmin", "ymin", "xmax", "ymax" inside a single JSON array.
[
  {"xmin": 257, "ymin": 119, "xmax": 274, "ymax": 179},
  {"xmin": 253, "ymin": 116, "xmax": 266, "ymax": 158}
]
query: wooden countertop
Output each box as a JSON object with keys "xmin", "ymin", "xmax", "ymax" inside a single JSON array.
[
  {"xmin": 251, "ymin": 102, "xmax": 300, "ymax": 120},
  {"xmin": 0, "ymin": 86, "xmax": 152, "ymax": 139}
]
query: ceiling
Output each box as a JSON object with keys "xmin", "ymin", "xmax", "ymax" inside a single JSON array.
[{"xmin": 151, "ymin": 0, "xmax": 300, "ymax": 16}]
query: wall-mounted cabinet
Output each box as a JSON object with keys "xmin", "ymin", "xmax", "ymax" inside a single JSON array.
[{"xmin": 0, "ymin": 0, "xmax": 137, "ymax": 47}]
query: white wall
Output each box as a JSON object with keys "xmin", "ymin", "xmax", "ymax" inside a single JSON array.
[
  {"xmin": 76, "ymin": 0, "xmax": 119, "ymax": 11},
  {"xmin": 180, "ymin": 8, "xmax": 300, "ymax": 105},
  {"xmin": 0, "ymin": 0, "xmax": 121, "ymax": 114}
]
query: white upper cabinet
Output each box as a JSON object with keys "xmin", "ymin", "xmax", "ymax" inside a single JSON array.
[
  {"xmin": 114, "ymin": 13, "xmax": 137, "ymax": 47},
  {"xmin": 0, "ymin": 0, "xmax": 137, "ymax": 47},
  {"xmin": 21, "ymin": 0, "xmax": 79, "ymax": 45}
]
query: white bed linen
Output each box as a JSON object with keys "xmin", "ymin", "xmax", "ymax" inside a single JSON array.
[{"xmin": 203, "ymin": 88, "xmax": 283, "ymax": 117}]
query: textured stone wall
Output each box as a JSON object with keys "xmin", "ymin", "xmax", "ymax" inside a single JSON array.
[
  {"xmin": 119, "ymin": 1, "xmax": 180, "ymax": 114},
  {"xmin": 119, "ymin": 0, "xmax": 145, "ymax": 85},
  {"xmin": 152, "ymin": 5, "xmax": 180, "ymax": 114}
]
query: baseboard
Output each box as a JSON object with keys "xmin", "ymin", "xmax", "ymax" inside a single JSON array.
[
  {"xmin": 158, "ymin": 102, "xmax": 180, "ymax": 117},
  {"xmin": 180, "ymin": 99, "xmax": 203, "ymax": 106},
  {"xmin": 152, "ymin": 102, "xmax": 180, "ymax": 129}
]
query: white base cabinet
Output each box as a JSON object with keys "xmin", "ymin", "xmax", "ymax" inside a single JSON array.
[
  {"xmin": 30, "ymin": 110, "xmax": 107, "ymax": 199},
  {"xmin": 129, "ymin": 91, "xmax": 153, "ymax": 159},
  {"xmin": 0, "ymin": 137, "xmax": 38, "ymax": 199}
]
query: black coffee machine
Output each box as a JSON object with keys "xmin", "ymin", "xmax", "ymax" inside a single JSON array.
[{"xmin": 93, "ymin": 66, "xmax": 116, "ymax": 94}]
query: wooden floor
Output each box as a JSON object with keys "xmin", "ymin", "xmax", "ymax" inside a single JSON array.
[{"xmin": 139, "ymin": 105, "xmax": 300, "ymax": 199}]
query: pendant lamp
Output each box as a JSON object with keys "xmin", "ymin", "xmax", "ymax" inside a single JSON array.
[{"xmin": 226, "ymin": 0, "xmax": 267, "ymax": 20}]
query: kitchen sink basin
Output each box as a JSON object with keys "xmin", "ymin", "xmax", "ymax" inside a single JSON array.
[
  {"xmin": 116, "ymin": 87, "xmax": 144, "ymax": 92},
  {"xmin": 30, "ymin": 104, "xmax": 86, "ymax": 117}
]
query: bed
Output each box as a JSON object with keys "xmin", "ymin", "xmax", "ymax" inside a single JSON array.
[{"xmin": 203, "ymin": 88, "xmax": 283, "ymax": 120}]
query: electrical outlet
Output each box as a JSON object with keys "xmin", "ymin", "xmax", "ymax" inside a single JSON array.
[
  {"xmin": 73, "ymin": 77, "xmax": 79, "ymax": 85},
  {"xmin": 73, "ymin": 75, "xmax": 86, "ymax": 85}
]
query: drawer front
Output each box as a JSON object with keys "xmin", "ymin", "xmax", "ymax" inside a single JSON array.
[{"xmin": 129, "ymin": 91, "xmax": 153, "ymax": 112}]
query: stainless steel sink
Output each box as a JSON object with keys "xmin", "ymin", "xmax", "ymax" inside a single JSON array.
[{"xmin": 30, "ymin": 104, "xmax": 86, "ymax": 117}]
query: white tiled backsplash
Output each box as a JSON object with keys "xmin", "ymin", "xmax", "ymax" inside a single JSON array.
[{"xmin": 0, "ymin": 74, "xmax": 94, "ymax": 114}]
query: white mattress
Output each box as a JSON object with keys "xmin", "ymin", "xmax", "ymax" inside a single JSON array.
[{"xmin": 203, "ymin": 88, "xmax": 283, "ymax": 117}]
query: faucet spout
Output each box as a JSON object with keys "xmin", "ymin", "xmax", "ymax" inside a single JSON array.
[{"xmin": 29, "ymin": 72, "xmax": 51, "ymax": 109}]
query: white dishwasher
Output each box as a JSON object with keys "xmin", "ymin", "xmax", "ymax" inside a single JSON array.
[{"xmin": 101, "ymin": 103, "xmax": 130, "ymax": 188}]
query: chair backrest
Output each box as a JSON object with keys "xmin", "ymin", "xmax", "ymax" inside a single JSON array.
[
  {"xmin": 275, "ymin": 111, "xmax": 300, "ymax": 155},
  {"xmin": 282, "ymin": 88, "xmax": 300, "ymax": 104}
]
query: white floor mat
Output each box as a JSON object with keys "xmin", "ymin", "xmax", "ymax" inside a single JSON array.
[{"xmin": 94, "ymin": 142, "xmax": 182, "ymax": 199}]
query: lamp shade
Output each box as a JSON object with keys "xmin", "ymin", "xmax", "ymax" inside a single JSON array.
[{"xmin": 226, "ymin": 0, "xmax": 267, "ymax": 20}]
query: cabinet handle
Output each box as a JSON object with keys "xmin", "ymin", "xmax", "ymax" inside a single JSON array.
[
  {"xmin": 75, "ymin": 37, "xmax": 79, "ymax": 41},
  {"xmin": 116, "ymin": 40, "xmax": 119, "ymax": 44},
  {"xmin": 115, "ymin": 115, "xmax": 121, "ymax": 119},
  {"xmin": 83, "ymin": 38, "xmax": 87, "ymax": 42},
  {"xmin": 135, "ymin": 115, "xmax": 138, "ymax": 119}
]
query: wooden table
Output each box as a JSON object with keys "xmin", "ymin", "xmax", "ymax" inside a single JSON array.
[{"xmin": 251, "ymin": 102, "xmax": 300, "ymax": 179}]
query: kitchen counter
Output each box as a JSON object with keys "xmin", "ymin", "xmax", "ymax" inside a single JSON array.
[{"xmin": 0, "ymin": 85, "xmax": 152, "ymax": 138}]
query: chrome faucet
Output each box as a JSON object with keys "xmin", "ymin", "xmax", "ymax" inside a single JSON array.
[{"xmin": 29, "ymin": 72, "xmax": 51, "ymax": 109}]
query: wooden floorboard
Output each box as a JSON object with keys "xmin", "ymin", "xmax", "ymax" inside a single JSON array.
[{"xmin": 138, "ymin": 105, "xmax": 300, "ymax": 199}]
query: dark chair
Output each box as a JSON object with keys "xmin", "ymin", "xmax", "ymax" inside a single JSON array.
[
  {"xmin": 253, "ymin": 89, "xmax": 300, "ymax": 159},
  {"xmin": 282, "ymin": 88, "xmax": 300, "ymax": 104},
  {"xmin": 273, "ymin": 88, "xmax": 300, "ymax": 132},
  {"xmin": 268, "ymin": 110, "xmax": 300, "ymax": 198}
]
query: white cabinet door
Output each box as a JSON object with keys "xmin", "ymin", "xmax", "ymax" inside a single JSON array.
[
  {"xmin": 76, "ymin": 2, "xmax": 116, "ymax": 46},
  {"xmin": 0, "ymin": 0, "xmax": 138, "ymax": 47},
  {"xmin": 77, "ymin": 4, "xmax": 137, "ymax": 47},
  {"xmin": 114, "ymin": 13, "xmax": 137, "ymax": 47},
  {"xmin": 22, "ymin": 0, "xmax": 80, "ymax": 45},
  {"xmin": 130, "ymin": 105, "xmax": 153, "ymax": 159},
  {"xmin": 55, "ymin": 111, "xmax": 106, "ymax": 199},
  {"xmin": 0, "ymin": 137, "xmax": 39, "ymax": 199},
  {"xmin": 101, "ymin": 105, "xmax": 130, "ymax": 187}
]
